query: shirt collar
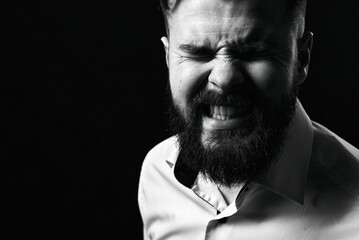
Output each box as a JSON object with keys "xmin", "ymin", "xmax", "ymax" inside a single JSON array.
[
  {"xmin": 166, "ymin": 100, "xmax": 313, "ymax": 205},
  {"xmin": 165, "ymin": 138, "xmax": 179, "ymax": 168},
  {"xmin": 254, "ymin": 100, "xmax": 313, "ymax": 205}
]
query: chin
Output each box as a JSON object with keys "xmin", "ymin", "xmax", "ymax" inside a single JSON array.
[{"xmin": 199, "ymin": 128, "xmax": 254, "ymax": 151}]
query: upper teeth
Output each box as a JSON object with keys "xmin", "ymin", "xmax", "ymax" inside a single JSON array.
[{"xmin": 209, "ymin": 105, "xmax": 248, "ymax": 120}]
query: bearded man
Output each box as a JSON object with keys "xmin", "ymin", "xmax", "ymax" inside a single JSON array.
[{"xmin": 138, "ymin": 0, "xmax": 359, "ymax": 239}]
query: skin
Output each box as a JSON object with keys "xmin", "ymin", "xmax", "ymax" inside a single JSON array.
[{"xmin": 162, "ymin": 0, "xmax": 313, "ymax": 148}]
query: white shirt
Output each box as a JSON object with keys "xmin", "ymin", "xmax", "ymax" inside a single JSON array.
[{"xmin": 138, "ymin": 101, "xmax": 359, "ymax": 240}]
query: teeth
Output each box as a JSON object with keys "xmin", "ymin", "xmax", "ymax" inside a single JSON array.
[
  {"xmin": 209, "ymin": 105, "xmax": 250, "ymax": 120},
  {"xmin": 220, "ymin": 106, "xmax": 226, "ymax": 115},
  {"xmin": 210, "ymin": 105, "xmax": 214, "ymax": 115},
  {"xmin": 212, "ymin": 114, "xmax": 226, "ymax": 120}
]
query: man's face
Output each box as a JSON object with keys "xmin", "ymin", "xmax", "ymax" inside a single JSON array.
[{"xmin": 162, "ymin": 0, "xmax": 311, "ymax": 186}]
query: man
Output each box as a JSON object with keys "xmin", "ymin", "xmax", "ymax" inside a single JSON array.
[{"xmin": 138, "ymin": 0, "xmax": 359, "ymax": 239}]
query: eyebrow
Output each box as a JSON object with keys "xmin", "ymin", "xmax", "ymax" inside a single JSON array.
[
  {"xmin": 178, "ymin": 43, "xmax": 214, "ymax": 55},
  {"xmin": 178, "ymin": 40, "xmax": 274, "ymax": 55},
  {"xmin": 230, "ymin": 40, "xmax": 274, "ymax": 52}
]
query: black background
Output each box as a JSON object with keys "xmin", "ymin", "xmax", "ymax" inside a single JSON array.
[{"xmin": 1, "ymin": 1, "xmax": 358, "ymax": 239}]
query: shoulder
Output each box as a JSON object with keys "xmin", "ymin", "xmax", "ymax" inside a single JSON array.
[
  {"xmin": 310, "ymin": 121, "xmax": 359, "ymax": 200},
  {"xmin": 138, "ymin": 136, "xmax": 182, "ymax": 223},
  {"xmin": 312, "ymin": 122, "xmax": 359, "ymax": 159},
  {"xmin": 302, "ymin": 122, "xmax": 359, "ymax": 231},
  {"xmin": 141, "ymin": 136, "xmax": 178, "ymax": 170},
  {"xmin": 139, "ymin": 136, "xmax": 179, "ymax": 189}
]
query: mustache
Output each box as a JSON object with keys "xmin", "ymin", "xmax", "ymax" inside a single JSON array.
[{"xmin": 192, "ymin": 89, "xmax": 259, "ymax": 107}]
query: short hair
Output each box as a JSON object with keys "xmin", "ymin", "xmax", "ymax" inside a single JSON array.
[{"xmin": 160, "ymin": 0, "xmax": 307, "ymax": 38}]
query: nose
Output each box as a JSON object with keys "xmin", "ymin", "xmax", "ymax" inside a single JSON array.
[{"xmin": 208, "ymin": 60, "xmax": 244, "ymax": 93}]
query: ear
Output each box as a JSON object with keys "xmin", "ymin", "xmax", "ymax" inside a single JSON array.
[
  {"xmin": 297, "ymin": 31, "xmax": 313, "ymax": 85},
  {"xmin": 161, "ymin": 36, "xmax": 170, "ymax": 67}
]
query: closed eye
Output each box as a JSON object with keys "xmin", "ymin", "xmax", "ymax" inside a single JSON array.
[
  {"xmin": 178, "ymin": 44, "xmax": 214, "ymax": 61},
  {"xmin": 239, "ymin": 49, "xmax": 272, "ymax": 60},
  {"xmin": 231, "ymin": 41, "xmax": 274, "ymax": 60}
]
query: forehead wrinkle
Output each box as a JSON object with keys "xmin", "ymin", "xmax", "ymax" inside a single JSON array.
[
  {"xmin": 174, "ymin": 22, "xmax": 273, "ymax": 51},
  {"xmin": 173, "ymin": 0, "xmax": 273, "ymax": 23},
  {"xmin": 174, "ymin": 16, "xmax": 256, "ymax": 42},
  {"xmin": 171, "ymin": 0, "xmax": 250, "ymax": 31},
  {"xmin": 170, "ymin": 0, "xmax": 291, "ymax": 51},
  {"xmin": 169, "ymin": 0, "xmax": 289, "ymax": 35}
]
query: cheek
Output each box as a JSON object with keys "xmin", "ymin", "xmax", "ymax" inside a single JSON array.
[
  {"xmin": 169, "ymin": 61, "xmax": 208, "ymax": 105},
  {"xmin": 246, "ymin": 61, "xmax": 292, "ymax": 100}
]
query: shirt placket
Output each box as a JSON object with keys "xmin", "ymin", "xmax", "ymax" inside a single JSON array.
[
  {"xmin": 191, "ymin": 174, "xmax": 229, "ymax": 213},
  {"xmin": 204, "ymin": 182, "xmax": 253, "ymax": 240}
]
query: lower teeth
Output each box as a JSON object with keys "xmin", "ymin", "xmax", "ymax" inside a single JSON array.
[{"xmin": 211, "ymin": 109, "xmax": 252, "ymax": 120}]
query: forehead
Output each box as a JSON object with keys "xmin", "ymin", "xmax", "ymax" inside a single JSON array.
[
  {"xmin": 169, "ymin": 0, "xmax": 290, "ymax": 45},
  {"xmin": 171, "ymin": 0, "xmax": 287, "ymax": 22}
]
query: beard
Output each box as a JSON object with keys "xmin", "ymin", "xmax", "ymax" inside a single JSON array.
[{"xmin": 166, "ymin": 78, "xmax": 299, "ymax": 188}]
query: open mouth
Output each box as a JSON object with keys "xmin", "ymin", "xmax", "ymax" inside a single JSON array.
[
  {"xmin": 201, "ymin": 103, "xmax": 255, "ymax": 130},
  {"xmin": 203, "ymin": 104, "xmax": 254, "ymax": 120}
]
